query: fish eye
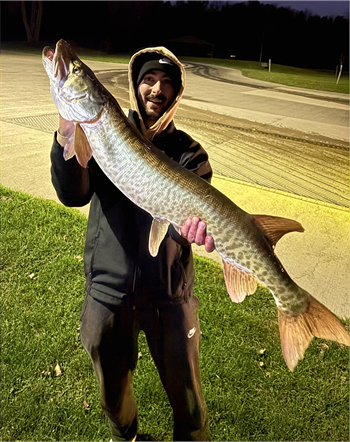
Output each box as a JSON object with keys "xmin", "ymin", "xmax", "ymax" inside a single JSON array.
[{"xmin": 71, "ymin": 62, "xmax": 81, "ymax": 74}]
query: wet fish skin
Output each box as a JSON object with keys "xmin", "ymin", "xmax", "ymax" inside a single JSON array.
[{"xmin": 42, "ymin": 39, "xmax": 349, "ymax": 371}]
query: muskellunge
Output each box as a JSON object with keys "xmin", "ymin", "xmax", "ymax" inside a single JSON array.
[{"xmin": 42, "ymin": 39, "xmax": 349, "ymax": 371}]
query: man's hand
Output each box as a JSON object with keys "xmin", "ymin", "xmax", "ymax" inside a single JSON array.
[
  {"xmin": 58, "ymin": 114, "xmax": 75, "ymax": 138},
  {"xmin": 56, "ymin": 114, "xmax": 75, "ymax": 149},
  {"xmin": 181, "ymin": 216, "xmax": 215, "ymax": 253}
]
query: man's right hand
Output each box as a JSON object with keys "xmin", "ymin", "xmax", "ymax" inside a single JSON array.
[
  {"xmin": 59, "ymin": 114, "xmax": 75, "ymax": 138},
  {"xmin": 181, "ymin": 217, "xmax": 215, "ymax": 253}
]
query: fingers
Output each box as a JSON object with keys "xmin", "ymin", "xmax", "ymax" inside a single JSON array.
[
  {"xmin": 204, "ymin": 235, "xmax": 215, "ymax": 253},
  {"xmin": 181, "ymin": 217, "xmax": 215, "ymax": 252},
  {"xmin": 181, "ymin": 216, "xmax": 202, "ymax": 243},
  {"xmin": 181, "ymin": 218, "xmax": 192, "ymax": 238}
]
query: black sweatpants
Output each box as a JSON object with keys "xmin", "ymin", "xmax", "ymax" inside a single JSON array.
[{"xmin": 80, "ymin": 293, "xmax": 210, "ymax": 441}]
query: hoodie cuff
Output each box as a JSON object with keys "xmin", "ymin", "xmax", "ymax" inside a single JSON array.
[{"xmin": 169, "ymin": 224, "xmax": 191, "ymax": 247}]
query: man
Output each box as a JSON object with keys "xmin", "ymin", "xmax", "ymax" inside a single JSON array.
[{"xmin": 50, "ymin": 46, "xmax": 215, "ymax": 441}]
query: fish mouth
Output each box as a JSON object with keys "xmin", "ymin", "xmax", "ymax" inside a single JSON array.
[
  {"xmin": 42, "ymin": 40, "xmax": 77, "ymax": 83},
  {"xmin": 43, "ymin": 46, "xmax": 55, "ymax": 62},
  {"xmin": 53, "ymin": 39, "xmax": 78, "ymax": 81}
]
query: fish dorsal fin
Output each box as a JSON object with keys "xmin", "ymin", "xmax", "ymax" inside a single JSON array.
[
  {"xmin": 74, "ymin": 123, "xmax": 93, "ymax": 168},
  {"xmin": 149, "ymin": 218, "xmax": 170, "ymax": 257},
  {"xmin": 253, "ymin": 215, "xmax": 304, "ymax": 247},
  {"xmin": 222, "ymin": 260, "xmax": 258, "ymax": 303}
]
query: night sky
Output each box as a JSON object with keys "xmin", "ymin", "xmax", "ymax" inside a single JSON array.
[
  {"xmin": 1, "ymin": 1, "xmax": 348, "ymax": 70},
  {"xmin": 259, "ymin": 1, "xmax": 349, "ymax": 18},
  {"xmin": 2, "ymin": 1, "xmax": 349, "ymax": 18}
]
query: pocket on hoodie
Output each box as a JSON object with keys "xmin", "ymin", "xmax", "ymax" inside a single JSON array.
[{"xmin": 170, "ymin": 258, "xmax": 189, "ymax": 301}]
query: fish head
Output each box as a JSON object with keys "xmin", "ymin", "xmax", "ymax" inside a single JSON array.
[{"xmin": 42, "ymin": 39, "xmax": 107, "ymax": 123}]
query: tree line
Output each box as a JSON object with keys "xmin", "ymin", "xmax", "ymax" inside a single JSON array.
[{"xmin": 2, "ymin": 1, "xmax": 349, "ymax": 70}]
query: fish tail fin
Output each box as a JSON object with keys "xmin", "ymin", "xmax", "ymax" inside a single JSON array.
[{"xmin": 278, "ymin": 294, "xmax": 350, "ymax": 372}]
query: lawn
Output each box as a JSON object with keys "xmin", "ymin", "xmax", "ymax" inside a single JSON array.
[
  {"xmin": 1, "ymin": 42, "xmax": 348, "ymax": 94},
  {"xmin": 180, "ymin": 56, "xmax": 349, "ymax": 94},
  {"xmin": 1, "ymin": 184, "xmax": 349, "ymax": 441}
]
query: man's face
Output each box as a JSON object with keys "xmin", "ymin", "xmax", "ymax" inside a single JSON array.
[{"xmin": 137, "ymin": 70, "xmax": 176, "ymax": 127}]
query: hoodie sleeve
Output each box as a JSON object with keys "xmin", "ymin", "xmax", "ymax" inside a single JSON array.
[
  {"xmin": 50, "ymin": 132, "xmax": 94, "ymax": 207},
  {"xmin": 153, "ymin": 126, "xmax": 213, "ymax": 183},
  {"xmin": 178, "ymin": 138, "xmax": 213, "ymax": 183}
]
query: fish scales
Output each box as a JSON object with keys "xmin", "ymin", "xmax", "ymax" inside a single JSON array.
[
  {"xmin": 83, "ymin": 108, "xmax": 292, "ymax": 294},
  {"xmin": 42, "ymin": 40, "xmax": 350, "ymax": 372}
]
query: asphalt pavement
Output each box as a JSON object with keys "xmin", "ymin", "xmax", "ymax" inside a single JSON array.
[{"xmin": 0, "ymin": 50, "xmax": 349, "ymax": 318}]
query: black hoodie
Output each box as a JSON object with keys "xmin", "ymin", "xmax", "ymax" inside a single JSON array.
[{"xmin": 50, "ymin": 47, "xmax": 212, "ymax": 307}]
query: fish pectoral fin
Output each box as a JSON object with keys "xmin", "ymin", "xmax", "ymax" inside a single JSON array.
[
  {"xmin": 222, "ymin": 260, "xmax": 257, "ymax": 303},
  {"xmin": 253, "ymin": 215, "xmax": 304, "ymax": 247},
  {"xmin": 74, "ymin": 123, "xmax": 93, "ymax": 168},
  {"xmin": 63, "ymin": 134, "xmax": 75, "ymax": 161},
  {"xmin": 149, "ymin": 218, "xmax": 170, "ymax": 257},
  {"xmin": 278, "ymin": 294, "xmax": 350, "ymax": 372}
]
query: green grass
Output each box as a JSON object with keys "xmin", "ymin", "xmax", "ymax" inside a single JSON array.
[
  {"xmin": 1, "ymin": 184, "xmax": 349, "ymax": 441},
  {"xmin": 180, "ymin": 56, "xmax": 349, "ymax": 94},
  {"xmin": 1, "ymin": 41, "xmax": 348, "ymax": 94}
]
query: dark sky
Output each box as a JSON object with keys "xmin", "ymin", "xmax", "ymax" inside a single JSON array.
[
  {"xmin": 256, "ymin": 1, "xmax": 349, "ymax": 18},
  {"xmin": 9, "ymin": 0, "xmax": 349, "ymax": 18}
]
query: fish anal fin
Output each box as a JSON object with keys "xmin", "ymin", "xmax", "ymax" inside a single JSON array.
[
  {"xmin": 253, "ymin": 214, "xmax": 304, "ymax": 247},
  {"xmin": 149, "ymin": 218, "xmax": 170, "ymax": 257},
  {"xmin": 74, "ymin": 123, "xmax": 93, "ymax": 168},
  {"xmin": 278, "ymin": 295, "xmax": 350, "ymax": 372},
  {"xmin": 222, "ymin": 260, "xmax": 257, "ymax": 303}
]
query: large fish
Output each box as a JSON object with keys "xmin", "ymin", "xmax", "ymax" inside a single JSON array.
[{"xmin": 42, "ymin": 39, "xmax": 349, "ymax": 371}]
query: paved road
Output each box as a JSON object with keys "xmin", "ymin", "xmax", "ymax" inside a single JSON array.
[
  {"xmin": 87, "ymin": 63, "xmax": 350, "ymax": 207},
  {"xmin": 0, "ymin": 51, "xmax": 349, "ymax": 318}
]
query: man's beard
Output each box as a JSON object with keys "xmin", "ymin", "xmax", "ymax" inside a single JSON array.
[
  {"xmin": 140, "ymin": 93, "xmax": 168, "ymax": 120},
  {"xmin": 146, "ymin": 93, "xmax": 166, "ymax": 105}
]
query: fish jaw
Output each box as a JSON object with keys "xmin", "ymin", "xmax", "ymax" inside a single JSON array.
[
  {"xmin": 42, "ymin": 39, "xmax": 107, "ymax": 123},
  {"xmin": 42, "ymin": 46, "xmax": 55, "ymax": 80}
]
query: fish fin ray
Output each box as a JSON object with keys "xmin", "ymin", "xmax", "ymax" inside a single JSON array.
[
  {"xmin": 278, "ymin": 308, "xmax": 313, "ymax": 372},
  {"xmin": 74, "ymin": 123, "xmax": 93, "ymax": 168},
  {"xmin": 149, "ymin": 218, "xmax": 170, "ymax": 257},
  {"xmin": 304, "ymin": 296, "xmax": 350, "ymax": 345},
  {"xmin": 278, "ymin": 295, "xmax": 350, "ymax": 372},
  {"xmin": 253, "ymin": 215, "xmax": 304, "ymax": 247},
  {"xmin": 222, "ymin": 260, "xmax": 257, "ymax": 303}
]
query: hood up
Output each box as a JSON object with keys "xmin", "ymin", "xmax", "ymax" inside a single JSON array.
[{"xmin": 128, "ymin": 46, "xmax": 186, "ymax": 141}]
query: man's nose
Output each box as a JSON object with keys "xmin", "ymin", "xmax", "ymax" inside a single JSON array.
[{"xmin": 151, "ymin": 80, "xmax": 162, "ymax": 94}]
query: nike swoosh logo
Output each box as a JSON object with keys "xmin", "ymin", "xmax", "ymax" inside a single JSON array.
[
  {"xmin": 159, "ymin": 58, "xmax": 173, "ymax": 65},
  {"xmin": 187, "ymin": 327, "xmax": 196, "ymax": 338}
]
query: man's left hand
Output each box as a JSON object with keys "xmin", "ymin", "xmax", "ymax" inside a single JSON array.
[{"xmin": 181, "ymin": 217, "xmax": 215, "ymax": 253}]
